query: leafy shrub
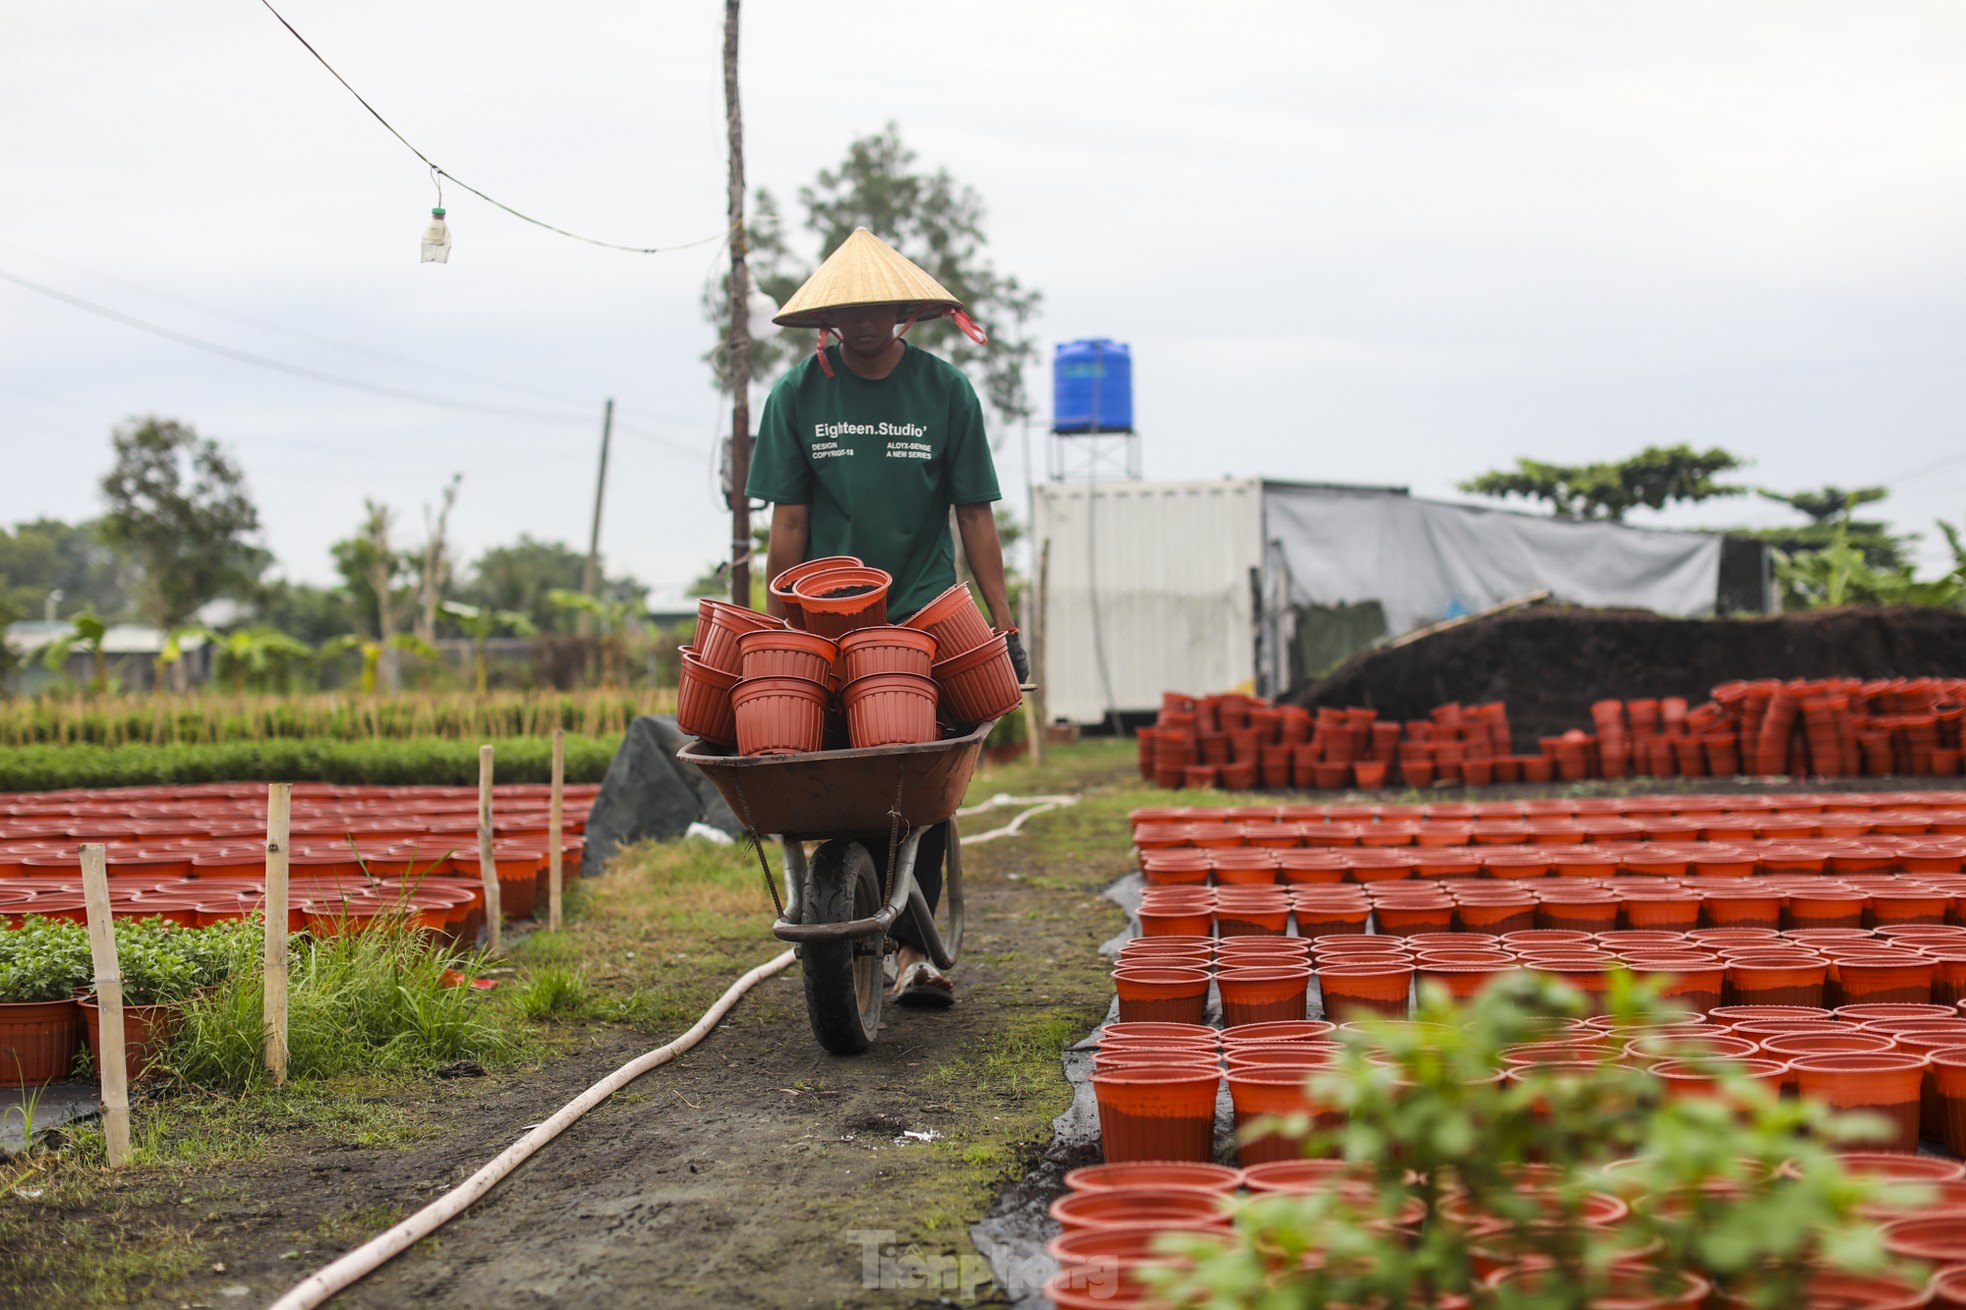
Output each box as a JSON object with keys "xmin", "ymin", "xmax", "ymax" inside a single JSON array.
[
  {"xmin": 1150, "ymin": 974, "xmax": 1909, "ymax": 1310},
  {"xmin": 0, "ymin": 916, "xmax": 92, "ymax": 1003},
  {"xmin": 0, "ymin": 734, "xmax": 619, "ymax": 792}
]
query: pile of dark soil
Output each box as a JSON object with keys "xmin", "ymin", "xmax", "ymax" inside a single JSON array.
[{"xmin": 1290, "ymin": 606, "xmax": 1966, "ymax": 750}]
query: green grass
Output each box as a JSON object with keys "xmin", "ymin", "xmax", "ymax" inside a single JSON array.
[
  {"xmin": 169, "ymin": 924, "xmax": 524, "ymax": 1091},
  {"xmin": 0, "ymin": 734, "xmax": 620, "ymax": 791}
]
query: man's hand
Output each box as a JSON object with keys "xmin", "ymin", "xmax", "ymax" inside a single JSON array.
[{"xmin": 1004, "ymin": 629, "xmax": 1031, "ymax": 685}]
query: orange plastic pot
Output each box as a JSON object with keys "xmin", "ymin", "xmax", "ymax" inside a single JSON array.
[
  {"xmin": 0, "ymin": 998, "xmax": 82, "ymax": 1087},
  {"xmin": 1832, "ymin": 955, "xmax": 1936, "ymax": 1008},
  {"xmin": 838, "ymin": 671, "xmax": 938, "ymax": 748},
  {"xmin": 735, "ymin": 627, "xmax": 838, "ymax": 683},
  {"xmin": 1725, "ymin": 956, "xmax": 1828, "ymax": 1009},
  {"xmin": 1316, "ymin": 960, "xmax": 1413, "ymax": 1022},
  {"xmin": 1111, "ymin": 966, "xmax": 1210, "ymax": 1024},
  {"xmin": 1789, "ymin": 1052, "xmax": 1928, "ymax": 1151},
  {"xmin": 1488, "ymin": 1267, "xmax": 1708, "ymax": 1310},
  {"xmin": 1049, "ymin": 1183, "xmax": 1231, "ymax": 1234},
  {"xmin": 1934, "ymin": 1049, "xmax": 1966, "ymax": 1157},
  {"xmin": 836, "ymin": 625, "xmax": 937, "ymax": 682},
  {"xmin": 1226, "ymin": 1067, "xmax": 1327, "ymax": 1165},
  {"xmin": 1238, "ymin": 1158, "xmax": 1371, "ymax": 1193},
  {"xmin": 1217, "ymin": 966, "xmax": 1310, "ymax": 1027},
  {"xmin": 728, "ymin": 675, "xmax": 828, "ymax": 756},
  {"xmin": 80, "ymin": 997, "xmax": 181, "ymax": 1082},
  {"xmin": 676, "ymin": 653, "xmax": 742, "ymax": 744},
  {"xmin": 1089, "ymin": 1070, "xmax": 1222, "ymax": 1164},
  {"xmin": 903, "ymin": 581, "xmax": 993, "ymax": 657},
  {"xmin": 789, "ymin": 566, "xmax": 892, "ymax": 640},
  {"xmin": 931, "ymin": 631, "xmax": 1022, "ymax": 727},
  {"xmin": 1882, "ymin": 1213, "xmax": 1966, "ymax": 1270},
  {"xmin": 1062, "ymin": 1161, "xmax": 1241, "ymax": 1194},
  {"xmin": 692, "ymin": 599, "xmax": 783, "ymax": 673},
  {"xmin": 767, "ymin": 555, "xmax": 861, "ymax": 629}
]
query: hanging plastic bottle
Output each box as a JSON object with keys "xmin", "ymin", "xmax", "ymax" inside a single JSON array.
[{"xmin": 421, "ymin": 207, "xmax": 452, "ymax": 264}]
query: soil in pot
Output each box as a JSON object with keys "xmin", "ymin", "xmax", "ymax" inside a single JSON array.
[{"xmin": 768, "ymin": 556, "xmax": 862, "ymax": 629}]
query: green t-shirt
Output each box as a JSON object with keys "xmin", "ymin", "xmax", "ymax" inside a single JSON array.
[{"xmin": 746, "ymin": 342, "xmax": 1001, "ymax": 619}]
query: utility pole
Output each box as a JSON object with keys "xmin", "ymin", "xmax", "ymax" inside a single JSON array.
[
  {"xmin": 580, "ymin": 397, "xmax": 615, "ymax": 633},
  {"xmin": 723, "ymin": 0, "xmax": 754, "ymax": 610}
]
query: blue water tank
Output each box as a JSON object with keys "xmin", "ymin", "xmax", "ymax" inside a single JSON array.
[{"xmin": 1052, "ymin": 339, "xmax": 1133, "ymax": 433}]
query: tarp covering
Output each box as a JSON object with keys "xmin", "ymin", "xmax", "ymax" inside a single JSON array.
[
  {"xmin": 580, "ymin": 716, "xmax": 742, "ymax": 878},
  {"xmin": 1261, "ymin": 484, "xmax": 1724, "ymax": 633}
]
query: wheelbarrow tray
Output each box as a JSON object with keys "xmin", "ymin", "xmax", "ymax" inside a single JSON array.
[{"xmin": 679, "ymin": 719, "xmax": 995, "ymax": 839}]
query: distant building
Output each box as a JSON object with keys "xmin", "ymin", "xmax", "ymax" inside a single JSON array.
[{"xmin": 2, "ymin": 620, "xmax": 209, "ymax": 695}]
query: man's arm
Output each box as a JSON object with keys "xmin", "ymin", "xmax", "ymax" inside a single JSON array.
[
  {"xmin": 954, "ymin": 503, "xmax": 1013, "ymax": 629},
  {"xmin": 763, "ymin": 503, "xmax": 810, "ymax": 619}
]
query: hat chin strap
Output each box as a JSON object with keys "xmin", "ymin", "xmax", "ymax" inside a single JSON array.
[
  {"xmin": 814, "ymin": 328, "xmax": 836, "ymax": 378},
  {"xmin": 952, "ymin": 309, "xmax": 988, "ymax": 344}
]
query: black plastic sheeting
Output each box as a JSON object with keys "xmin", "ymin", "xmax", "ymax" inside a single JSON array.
[{"xmin": 579, "ymin": 716, "xmax": 743, "ymax": 878}]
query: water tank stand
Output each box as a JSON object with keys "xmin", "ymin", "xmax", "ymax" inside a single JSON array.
[{"xmin": 1046, "ymin": 429, "xmax": 1141, "ymax": 482}]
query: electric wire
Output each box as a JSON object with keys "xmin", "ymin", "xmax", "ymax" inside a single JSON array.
[
  {"xmin": 0, "ymin": 266, "xmax": 595, "ymax": 424},
  {"xmin": 253, "ymin": 0, "xmax": 724, "ymax": 255},
  {"xmin": 0, "ymin": 240, "xmax": 591, "ymax": 409}
]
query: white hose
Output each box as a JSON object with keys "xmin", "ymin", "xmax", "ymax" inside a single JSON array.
[
  {"xmin": 268, "ymin": 949, "xmax": 796, "ymax": 1310},
  {"xmin": 270, "ymin": 791, "xmax": 1081, "ymax": 1308}
]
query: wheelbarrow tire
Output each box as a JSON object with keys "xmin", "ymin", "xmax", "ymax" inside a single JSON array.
[{"xmin": 800, "ymin": 839, "xmax": 883, "ymax": 1055}]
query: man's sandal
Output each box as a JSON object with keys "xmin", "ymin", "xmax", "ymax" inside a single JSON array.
[{"xmin": 890, "ymin": 959, "xmax": 956, "ymax": 1009}]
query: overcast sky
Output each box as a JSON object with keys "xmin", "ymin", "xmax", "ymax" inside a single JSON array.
[{"xmin": 4, "ymin": 1, "xmax": 1963, "ymax": 601}]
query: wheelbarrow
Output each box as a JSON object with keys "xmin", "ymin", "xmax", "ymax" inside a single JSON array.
[{"xmin": 678, "ymin": 718, "xmax": 994, "ymax": 1055}]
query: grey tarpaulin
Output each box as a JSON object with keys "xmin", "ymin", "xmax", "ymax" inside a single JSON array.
[
  {"xmin": 1259, "ymin": 483, "xmax": 1723, "ymax": 691},
  {"xmin": 580, "ymin": 716, "xmax": 743, "ymax": 877}
]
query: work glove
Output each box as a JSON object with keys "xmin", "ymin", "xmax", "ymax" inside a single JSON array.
[{"xmin": 1004, "ymin": 629, "xmax": 1031, "ymax": 685}]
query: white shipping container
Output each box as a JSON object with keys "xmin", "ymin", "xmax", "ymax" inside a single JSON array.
[{"xmin": 1033, "ymin": 479, "xmax": 1263, "ymax": 725}]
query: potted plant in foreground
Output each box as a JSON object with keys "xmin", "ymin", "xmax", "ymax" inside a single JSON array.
[
  {"xmin": 80, "ymin": 917, "xmax": 257, "ymax": 1081},
  {"xmin": 0, "ymin": 916, "xmax": 92, "ymax": 1087},
  {"xmin": 1145, "ymin": 973, "xmax": 1930, "ymax": 1309}
]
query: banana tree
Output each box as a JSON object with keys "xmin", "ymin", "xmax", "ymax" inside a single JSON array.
[
  {"xmin": 439, "ymin": 601, "xmax": 537, "ymax": 694},
  {"xmin": 320, "ymin": 631, "xmax": 439, "ymax": 695},
  {"xmin": 546, "ymin": 590, "xmax": 643, "ymax": 687},
  {"xmin": 199, "ymin": 626, "xmax": 316, "ymax": 694},
  {"xmin": 41, "ymin": 611, "xmax": 109, "ymax": 695}
]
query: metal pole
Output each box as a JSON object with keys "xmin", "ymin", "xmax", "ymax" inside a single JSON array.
[
  {"xmin": 724, "ymin": 0, "xmax": 754, "ymax": 610},
  {"xmin": 579, "ymin": 398, "xmax": 615, "ymax": 633}
]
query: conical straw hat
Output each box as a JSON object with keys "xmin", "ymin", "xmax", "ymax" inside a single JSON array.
[{"xmin": 773, "ymin": 227, "xmax": 963, "ymax": 329}]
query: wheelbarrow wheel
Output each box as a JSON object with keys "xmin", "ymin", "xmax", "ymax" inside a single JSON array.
[{"xmin": 800, "ymin": 839, "xmax": 883, "ymax": 1055}]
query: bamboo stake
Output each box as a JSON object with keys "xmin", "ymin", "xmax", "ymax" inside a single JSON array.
[
  {"xmin": 78, "ymin": 845, "xmax": 131, "ymax": 1166},
  {"xmin": 478, "ymin": 744, "xmax": 501, "ymax": 953},
  {"xmin": 263, "ymin": 783, "xmax": 292, "ymax": 1084},
  {"xmin": 548, "ymin": 728, "xmax": 565, "ymax": 932}
]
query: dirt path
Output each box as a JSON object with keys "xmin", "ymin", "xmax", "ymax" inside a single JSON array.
[{"xmin": 53, "ymin": 759, "xmax": 1136, "ymax": 1309}]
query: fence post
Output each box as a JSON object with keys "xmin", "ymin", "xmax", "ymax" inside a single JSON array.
[
  {"xmin": 548, "ymin": 728, "xmax": 565, "ymax": 932},
  {"xmin": 78, "ymin": 844, "xmax": 132, "ymax": 1166},
  {"xmin": 263, "ymin": 783, "xmax": 292, "ymax": 1085},
  {"xmin": 478, "ymin": 744, "xmax": 502, "ymax": 952}
]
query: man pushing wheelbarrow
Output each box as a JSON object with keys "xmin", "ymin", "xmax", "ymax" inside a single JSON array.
[{"xmin": 743, "ymin": 227, "xmax": 1028, "ymax": 1012}]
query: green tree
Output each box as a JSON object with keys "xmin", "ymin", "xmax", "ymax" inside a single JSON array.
[
  {"xmin": 0, "ymin": 517, "xmax": 132, "ymax": 622},
  {"xmin": 439, "ymin": 600, "xmax": 537, "ymax": 694},
  {"xmin": 1744, "ymin": 483, "xmax": 1908, "ymax": 573},
  {"xmin": 461, "ymin": 536, "xmax": 642, "ymax": 635},
  {"xmin": 242, "ymin": 577, "xmax": 353, "ymax": 647},
  {"xmin": 202, "ymin": 626, "xmax": 316, "ymax": 694},
  {"xmin": 1458, "ymin": 444, "xmax": 1748, "ymax": 521},
  {"xmin": 96, "ymin": 419, "xmax": 264, "ymax": 643},
  {"xmin": 707, "ymin": 124, "xmax": 1043, "ymax": 427},
  {"xmin": 546, "ymin": 590, "xmax": 642, "ymax": 687}
]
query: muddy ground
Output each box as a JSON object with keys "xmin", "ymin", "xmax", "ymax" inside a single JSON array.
[
  {"xmin": 2, "ymin": 745, "xmax": 1139, "ymax": 1309},
  {"xmin": 1293, "ymin": 604, "xmax": 1966, "ymax": 746}
]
